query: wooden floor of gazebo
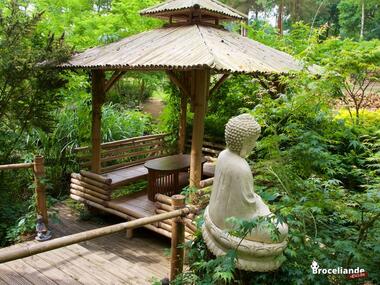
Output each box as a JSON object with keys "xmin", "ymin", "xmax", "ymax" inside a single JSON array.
[{"xmin": 0, "ymin": 203, "xmax": 170, "ymax": 284}]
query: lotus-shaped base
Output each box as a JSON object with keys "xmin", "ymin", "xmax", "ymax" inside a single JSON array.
[{"xmin": 202, "ymin": 207, "xmax": 287, "ymax": 272}]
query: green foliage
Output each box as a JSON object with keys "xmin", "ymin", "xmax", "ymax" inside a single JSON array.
[
  {"xmin": 33, "ymin": 0, "xmax": 162, "ymax": 50},
  {"xmin": 111, "ymin": 181, "xmax": 148, "ymax": 199},
  {"xmin": 29, "ymin": 91, "xmax": 153, "ymax": 196},
  {"xmin": 177, "ymin": 84, "xmax": 380, "ymax": 284},
  {"xmin": 0, "ymin": 0, "xmax": 71, "ymax": 160},
  {"xmin": 107, "ymin": 72, "xmax": 166, "ymax": 108},
  {"xmin": 204, "ymin": 75, "xmax": 262, "ymax": 139},
  {"xmin": 0, "ymin": 0, "xmax": 71, "ymax": 245},
  {"xmin": 170, "ymin": 23, "xmax": 379, "ymax": 282},
  {"xmin": 338, "ymin": 0, "xmax": 380, "ymax": 40}
]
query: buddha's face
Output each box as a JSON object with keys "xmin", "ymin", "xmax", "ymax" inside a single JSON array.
[{"xmin": 239, "ymin": 135, "xmax": 259, "ymax": 157}]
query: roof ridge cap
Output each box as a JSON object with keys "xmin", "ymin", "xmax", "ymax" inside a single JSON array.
[{"xmin": 196, "ymin": 25, "xmax": 218, "ymax": 69}]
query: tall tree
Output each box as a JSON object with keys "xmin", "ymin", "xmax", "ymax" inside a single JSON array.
[
  {"xmin": 360, "ymin": 0, "xmax": 365, "ymax": 40},
  {"xmin": 338, "ymin": 0, "xmax": 380, "ymax": 40},
  {"xmin": 0, "ymin": 0, "xmax": 71, "ymax": 159}
]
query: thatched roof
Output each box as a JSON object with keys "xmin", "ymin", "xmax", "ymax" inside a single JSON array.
[
  {"xmin": 60, "ymin": 24, "xmax": 303, "ymax": 74},
  {"xmin": 140, "ymin": 0, "xmax": 247, "ymax": 21}
]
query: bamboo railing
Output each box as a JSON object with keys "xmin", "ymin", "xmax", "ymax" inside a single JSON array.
[
  {"xmin": 74, "ymin": 133, "xmax": 171, "ymax": 173},
  {"xmin": 0, "ymin": 194, "xmax": 190, "ymax": 281},
  {"xmin": 0, "ymin": 155, "xmax": 48, "ymax": 225}
]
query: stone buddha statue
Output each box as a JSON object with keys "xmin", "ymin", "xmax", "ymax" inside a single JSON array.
[{"xmin": 202, "ymin": 114, "xmax": 288, "ymax": 272}]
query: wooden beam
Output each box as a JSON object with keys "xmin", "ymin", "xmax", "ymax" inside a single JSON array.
[
  {"xmin": 105, "ymin": 71, "xmax": 126, "ymax": 93},
  {"xmin": 209, "ymin": 74, "xmax": 230, "ymax": 97},
  {"xmin": 190, "ymin": 69, "xmax": 210, "ymax": 188},
  {"xmin": 91, "ymin": 70, "xmax": 106, "ymax": 174},
  {"xmin": 166, "ymin": 71, "xmax": 190, "ymax": 98}
]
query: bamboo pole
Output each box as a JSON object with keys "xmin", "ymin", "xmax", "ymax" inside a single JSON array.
[
  {"xmin": 189, "ymin": 69, "xmax": 210, "ymax": 188},
  {"xmin": 70, "ymin": 189, "xmax": 106, "ymax": 205},
  {"xmin": 0, "ymin": 163, "xmax": 33, "ymax": 171},
  {"xmin": 170, "ymin": 195, "xmax": 186, "ymax": 281},
  {"xmin": 91, "ymin": 70, "xmax": 106, "ymax": 174},
  {"xmin": 0, "ymin": 207, "xmax": 190, "ymax": 264},
  {"xmin": 70, "ymin": 178, "xmax": 109, "ymax": 195},
  {"xmin": 70, "ymin": 184, "xmax": 110, "ymax": 200},
  {"xmin": 199, "ymin": 177, "xmax": 214, "ymax": 188},
  {"xmin": 70, "ymin": 194, "xmax": 174, "ymax": 239},
  {"xmin": 80, "ymin": 170, "xmax": 112, "ymax": 185},
  {"xmin": 156, "ymin": 202, "xmax": 173, "ymax": 212},
  {"xmin": 155, "ymin": 194, "xmax": 172, "ymax": 206},
  {"xmin": 71, "ymin": 173, "xmax": 108, "ymax": 189},
  {"xmin": 33, "ymin": 156, "xmax": 48, "ymax": 225}
]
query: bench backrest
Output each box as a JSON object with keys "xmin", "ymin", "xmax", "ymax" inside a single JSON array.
[
  {"xmin": 186, "ymin": 136, "xmax": 225, "ymax": 158},
  {"xmin": 74, "ymin": 134, "xmax": 171, "ymax": 173}
]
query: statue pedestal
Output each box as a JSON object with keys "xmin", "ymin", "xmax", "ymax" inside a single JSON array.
[{"xmin": 202, "ymin": 207, "xmax": 287, "ymax": 272}]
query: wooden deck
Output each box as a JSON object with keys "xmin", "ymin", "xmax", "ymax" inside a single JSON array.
[
  {"xmin": 109, "ymin": 190, "xmax": 155, "ymax": 218},
  {"xmin": 0, "ymin": 203, "xmax": 171, "ymax": 284}
]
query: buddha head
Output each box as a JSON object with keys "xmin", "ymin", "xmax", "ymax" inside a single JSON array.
[{"xmin": 225, "ymin": 114, "xmax": 261, "ymax": 157}]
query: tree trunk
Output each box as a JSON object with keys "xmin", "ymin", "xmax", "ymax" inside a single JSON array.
[
  {"xmin": 277, "ymin": 0, "xmax": 284, "ymax": 35},
  {"xmin": 360, "ymin": 0, "xmax": 365, "ymax": 40}
]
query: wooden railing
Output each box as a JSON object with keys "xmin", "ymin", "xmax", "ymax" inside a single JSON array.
[
  {"xmin": 0, "ymin": 194, "xmax": 189, "ymax": 281},
  {"xmin": 0, "ymin": 155, "xmax": 48, "ymax": 225},
  {"xmin": 75, "ymin": 133, "xmax": 171, "ymax": 173}
]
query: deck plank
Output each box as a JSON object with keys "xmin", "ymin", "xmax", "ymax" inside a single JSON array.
[
  {"xmin": 22, "ymin": 255, "xmax": 82, "ymax": 285},
  {"xmin": 108, "ymin": 192, "xmax": 156, "ymax": 217},
  {"xmin": 51, "ymin": 246, "xmax": 128, "ymax": 285},
  {"xmin": 37, "ymin": 249, "xmax": 105, "ymax": 285},
  {"xmin": 67, "ymin": 244, "xmax": 152, "ymax": 284},
  {"xmin": 103, "ymin": 165, "xmax": 148, "ymax": 186},
  {"xmin": 2, "ymin": 260, "xmax": 57, "ymax": 285},
  {"xmin": 0, "ymin": 202, "xmax": 170, "ymax": 284},
  {"xmin": 66, "ymin": 244, "xmax": 142, "ymax": 281},
  {"xmin": 0, "ymin": 263, "xmax": 33, "ymax": 285}
]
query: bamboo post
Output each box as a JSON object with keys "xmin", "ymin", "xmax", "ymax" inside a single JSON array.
[
  {"xmin": 125, "ymin": 229, "xmax": 134, "ymax": 239},
  {"xmin": 189, "ymin": 69, "xmax": 210, "ymax": 188},
  {"xmin": 170, "ymin": 194, "xmax": 186, "ymax": 281},
  {"xmin": 91, "ymin": 70, "xmax": 106, "ymax": 174},
  {"xmin": 33, "ymin": 156, "xmax": 48, "ymax": 225}
]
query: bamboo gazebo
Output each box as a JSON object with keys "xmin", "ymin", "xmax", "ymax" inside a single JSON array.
[{"xmin": 61, "ymin": 0, "xmax": 303, "ymax": 239}]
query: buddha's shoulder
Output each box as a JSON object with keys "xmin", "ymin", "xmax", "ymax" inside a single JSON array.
[{"xmin": 217, "ymin": 150, "xmax": 251, "ymax": 172}]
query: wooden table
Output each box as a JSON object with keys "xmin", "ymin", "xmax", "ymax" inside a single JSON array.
[{"xmin": 144, "ymin": 154, "xmax": 206, "ymax": 201}]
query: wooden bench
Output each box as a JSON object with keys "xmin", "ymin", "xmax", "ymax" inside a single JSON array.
[{"xmin": 73, "ymin": 133, "xmax": 171, "ymax": 190}]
